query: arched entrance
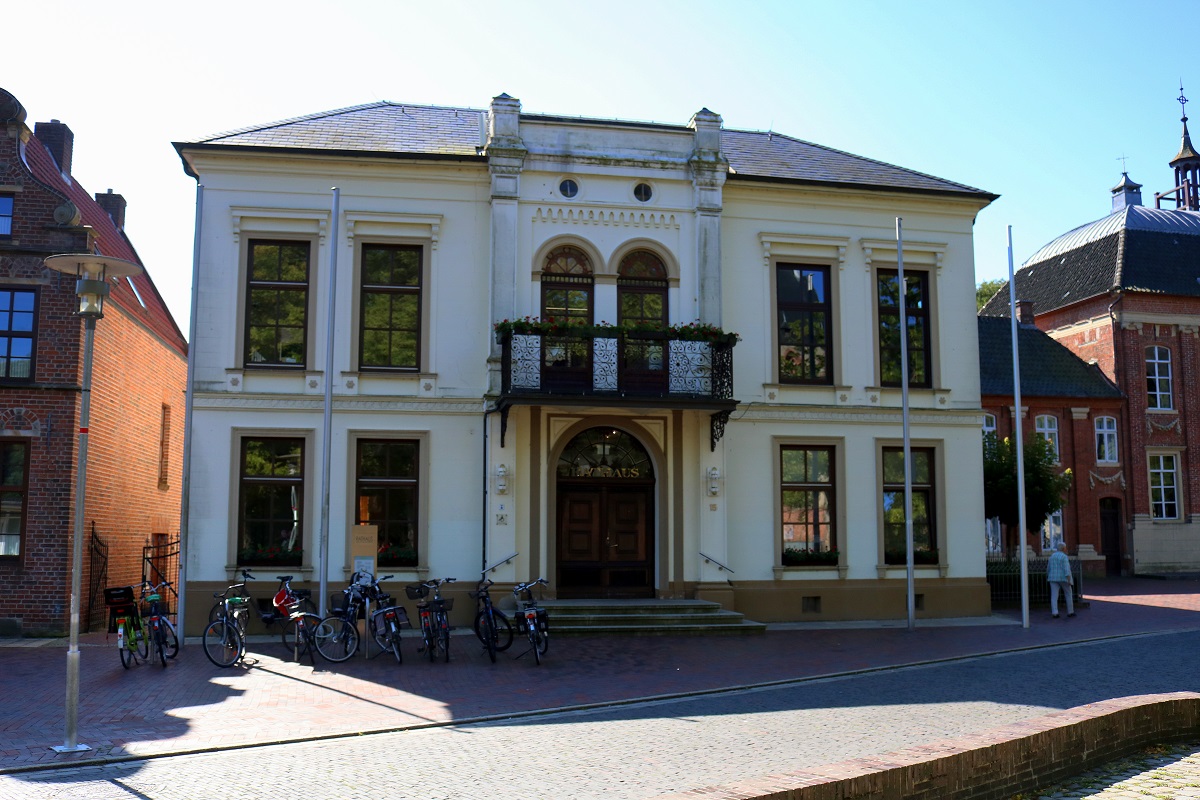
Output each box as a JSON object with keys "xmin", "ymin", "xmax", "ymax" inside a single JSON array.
[{"xmin": 556, "ymin": 427, "xmax": 655, "ymax": 598}]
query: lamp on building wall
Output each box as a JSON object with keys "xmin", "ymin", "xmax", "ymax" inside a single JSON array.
[
  {"xmin": 495, "ymin": 464, "xmax": 509, "ymax": 495},
  {"xmin": 707, "ymin": 466, "xmax": 721, "ymax": 496},
  {"xmin": 45, "ymin": 254, "xmax": 142, "ymax": 754}
]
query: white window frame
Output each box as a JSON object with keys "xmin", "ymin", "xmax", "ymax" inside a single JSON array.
[
  {"xmin": 1146, "ymin": 346, "xmax": 1174, "ymax": 410},
  {"xmin": 1149, "ymin": 452, "xmax": 1180, "ymax": 520},
  {"xmin": 983, "ymin": 413, "xmax": 996, "ymax": 436},
  {"xmin": 1041, "ymin": 509, "xmax": 1063, "ymax": 553},
  {"xmin": 1035, "ymin": 414, "xmax": 1059, "ymax": 462},
  {"xmin": 1094, "ymin": 416, "xmax": 1118, "ymax": 464}
]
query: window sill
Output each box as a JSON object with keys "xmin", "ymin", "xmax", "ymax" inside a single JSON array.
[
  {"xmin": 876, "ymin": 563, "xmax": 948, "ymax": 579},
  {"xmin": 773, "ymin": 564, "xmax": 847, "ymax": 579}
]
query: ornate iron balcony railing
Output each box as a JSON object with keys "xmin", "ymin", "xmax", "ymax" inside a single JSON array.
[{"xmin": 498, "ymin": 331, "xmax": 735, "ymax": 402}]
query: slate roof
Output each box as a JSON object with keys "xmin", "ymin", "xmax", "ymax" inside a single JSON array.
[
  {"xmin": 979, "ymin": 205, "xmax": 1200, "ymax": 318},
  {"xmin": 24, "ymin": 129, "xmax": 187, "ymax": 354},
  {"xmin": 176, "ymin": 101, "xmax": 995, "ymax": 200},
  {"xmin": 977, "ymin": 316, "xmax": 1121, "ymax": 399}
]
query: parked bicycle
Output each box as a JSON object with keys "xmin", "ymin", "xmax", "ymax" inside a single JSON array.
[
  {"xmin": 203, "ymin": 583, "xmax": 248, "ymax": 668},
  {"xmin": 407, "ymin": 577, "xmax": 456, "ymax": 662},
  {"xmin": 513, "ymin": 578, "xmax": 550, "ymax": 665},
  {"xmin": 207, "ymin": 571, "xmax": 317, "ymax": 656},
  {"xmin": 470, "ymin": 578, "xmax": 512, "ymax": 663},
  {"xmin": 141, "ymin": 580, "xmax": 180, "ymax": 668},
  {"xmin": 357, "ymin": 573, "xmax": 410, "ymax": 664},
  {"xmin": 104, "ymin": 585, "xmax": 147, "ymax": 669}
]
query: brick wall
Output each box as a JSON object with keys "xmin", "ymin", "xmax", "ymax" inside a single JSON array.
[
  {"xmin": 650, "ymin": 692, "xmax": 1200, "ymax": 800},
  {"xmin": 0, "ymin": 110, "xmax": 186, "ymax": 635}
]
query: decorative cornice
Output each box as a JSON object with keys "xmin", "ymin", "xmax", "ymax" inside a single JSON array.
[
  {"xmin": 859, "ymin": 237, "xmax": 947, "ymax": 272},
  {"xmin": 759, "ymin": 233, "xmax": 849, "ymax": 270},
  {"xmin": 193, "ymin": 395, "xmax": 482, "ymax": 414},
  {"xmin": 229, "ymin": 206, "xmax": 329, "ymax": 245},
  {"xmin": 343, "ymin": 211, "xmax": 442, "ymax": 249},
  {"xmin": 533, "ymin": 206, "xmax": 679, "ymax": 229},
  {"xmin": 735, "ymin": 405, "xmax": 976, "ymax": 427}
]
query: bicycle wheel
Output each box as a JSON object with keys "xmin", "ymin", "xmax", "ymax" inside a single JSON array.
[
  {"xmin": 162, "ymin": 619, "xmax": 180, "ymax": 659},
  {"xmin": 152, "ymin": 620, "xmax": 167, "ymax": 668},
  {"xmin": 388, "ymin": 619, "xmax": 403, "ymax": 664},
  {"xmin": 475, "ymin": 610, "xmax": 497, "ymax": 663},
  {"xmin": 202, "ymin": 620, "xmax": 243, "ymax": 668},
  {"xmin": 118, "ymin": 620, "xmax": 134, "ymax": 669},
  {"xmin": 314, "ymin": 616, "xmax": 358, "ymax": 663},
  {"xmin": 134, "ymin": 621, "xmax": 149, "ymax": 660},
  {"xmin": 280, "ymin": 616, "xmax": 312, "ymax": 659},
  {"xmin": 491, "ymin": 610, "xmax": 514, "ymax": 652},
  {"xmin": 438, "ymin": 613, "xmax": 451, "ymax": 663}
]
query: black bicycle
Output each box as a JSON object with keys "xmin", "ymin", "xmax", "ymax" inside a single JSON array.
[
  {"xmin": 362, "ymin": 574, "xmax": 409, "ymax": 664},
  {"xmin": 141, "ymin": 580, "xmax": 179, "ymax": 668},
  {"xmin": 470, "ymin": 578, "xmax": 513, "ymax": 663},
  {"xmin": 513, "ymin": 578, "xmax": 550, "ymax": 665},
  {"xmin": 208, "ymin": 571, "xmax": 317, "ymax": 655},
  {"xmin": 407, "ymin": 577, "xmax": 456, "ymax": 662}
]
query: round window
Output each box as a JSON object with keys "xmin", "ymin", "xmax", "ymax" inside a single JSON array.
[
  {"xmin": 633, "ymin": 182, "xmax": 653, "ymax": 202},
  {"xmin": 559, "ymin": 178, "xmax": 579, "ymax": 198}
]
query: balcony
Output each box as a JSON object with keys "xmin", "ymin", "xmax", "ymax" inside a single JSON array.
[{"xmin": 495, "ymin": 324, "xmax": 738, "ymax": 449}]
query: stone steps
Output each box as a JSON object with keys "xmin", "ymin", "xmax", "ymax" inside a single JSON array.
[{"xmin": 536, "ymin": 599, "xmax": 766, "ymax": 636}]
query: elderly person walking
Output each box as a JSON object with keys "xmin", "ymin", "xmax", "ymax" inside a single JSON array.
[{"xmin": 1047, "ymin": 543, "xmax": 1075, "ymax": 618}]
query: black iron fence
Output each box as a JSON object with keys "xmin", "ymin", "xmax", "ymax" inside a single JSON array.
[
  {"xmin": 143, "ymin": 538, "xmax": 180, "ymax": 623},
  {"xmin": 986, "ymin": 555, "xmax": 1083, "ymax": 607},
  {"xmin": 85, "ymin": 523, "xmax": 108, "ymax": 633}
]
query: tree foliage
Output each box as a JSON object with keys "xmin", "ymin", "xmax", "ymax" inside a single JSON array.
[
  {"xmin": 982, "ymin": 432, "xmax": 1073, "ymax": 534},
  {"xmin": 976, "ymin": 279, "xmax": 1006, "ymax": 311}
]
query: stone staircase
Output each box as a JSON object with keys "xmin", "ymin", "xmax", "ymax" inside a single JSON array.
[{"xmin": 537, "ymin": 598, "xmax": 766, "ymax": 636}]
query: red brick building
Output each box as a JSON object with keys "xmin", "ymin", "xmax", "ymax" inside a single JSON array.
[
  {"xmin": 0, "ymin": 88, "xmax": 187, "ymax": 635},
  {"xmin": 981, "ymin": 97, "xmax": 1200, "ymax": 575},
  {"xmin": 977, "ymin": 314, "xmax": 1126, "ymax": 576}
]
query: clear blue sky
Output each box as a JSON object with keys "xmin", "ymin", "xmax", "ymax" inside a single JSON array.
[{"xmin": 4, "ymin": 0, "xmax": 1192, "ymax": 332}]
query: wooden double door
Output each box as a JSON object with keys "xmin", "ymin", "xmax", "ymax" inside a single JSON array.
[{"xmin": 557, "ymin": 483, "xmax": 654, "ymax": 598}]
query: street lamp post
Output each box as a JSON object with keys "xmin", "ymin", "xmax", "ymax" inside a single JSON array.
[{"xmin": 44, "ymin": 254, "xmax": 142, "ymax": 754}]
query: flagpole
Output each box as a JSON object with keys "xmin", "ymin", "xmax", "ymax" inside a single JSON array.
[
  {"xmin": 318, "ymin": 188, "xmax": 340, "ymax": 616},
  {"xmin": 897, "ymin": 218, "xmax": 915, "ymax": 632},
  {"xmin": 1006, "ymin": 225, "xmax": 1030, "ymax": 628}
]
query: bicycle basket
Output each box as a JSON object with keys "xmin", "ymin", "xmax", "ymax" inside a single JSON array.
[
  {"xmin": 404, "ymin": 584, "xmax": 428, "ymax": 600},
  {"xmin": 429, "ymin": 597, "xmax": 454, "ymax": 612}
]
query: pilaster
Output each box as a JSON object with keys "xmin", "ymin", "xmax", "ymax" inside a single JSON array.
[
  {"xmin": 487, "ymin": 93, "xmax": 527, "ymax": 370},
  {"xmin": 689, "ymin": 108, "xmax": 727, "ymax": 326}
]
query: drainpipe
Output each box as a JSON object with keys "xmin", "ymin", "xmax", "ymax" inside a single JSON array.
[
  {"xmin": 482, "ymin": 403, "xmax": 495, "ymax": 573},
  {"xmin": 177, "ymin": 183, "xmax": 203, "ymax": 641},
  {"xmin": 1108, "ymin": 292, "xmax": 1132, "ymax": 573}
]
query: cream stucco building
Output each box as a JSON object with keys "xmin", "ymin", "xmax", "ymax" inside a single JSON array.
[{"xmin": 174, "ymin": 93, "xmax": 996, "ymax": 633}]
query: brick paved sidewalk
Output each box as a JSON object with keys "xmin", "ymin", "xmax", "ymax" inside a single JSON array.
[{"xmin": 2, "ymin": 576, "xmax": 1198, "ymax": 778}]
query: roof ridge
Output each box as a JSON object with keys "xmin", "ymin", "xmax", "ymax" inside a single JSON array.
[{"xmin": 195, "ymin": 100, "xmax": 479, "ymax": 143}]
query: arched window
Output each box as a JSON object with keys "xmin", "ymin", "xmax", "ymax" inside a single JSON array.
[
  {"xmin": 541, "ymin": 245, "xmax": 593, "ymax": 324},
  {"xmin": 1095, "ymin": 416, "xmax": 1118, "ymax": 464},
  {"xmin": 1035, "ymin": 414, "xmax": 1059, "ymax": 462},
  {"xmin": 617, "ymin": 250, "xmax": 667, "ymax": 327},
  {"xmin": 1146, "ymin": 346, "xmax": 1173, "ymax": 410}
]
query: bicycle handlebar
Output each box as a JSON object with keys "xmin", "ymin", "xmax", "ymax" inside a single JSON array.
[{"xmin": 512, "ymin": 578, "xmax": 548, "ymax": 596}]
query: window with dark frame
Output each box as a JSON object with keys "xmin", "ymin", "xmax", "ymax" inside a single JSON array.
[
  {"xmin": 237, "ymin": 437, "xmax": 303, "ymax": 567},
  {"xmin": 244, "ymin": 241, "xmax": 309, "ymax": 368},
  {"xmin": 356, "ymin": 439, "xmax": 419, "ymax": 567},
  {"xmin": 780, "ymin": 445, "xmax": 836, "ymax": 562},
  {"xmin": 0, "ymin": 440, "xmax": 29, "ymax": 558},
  {"xmin": 1146, "ymin": 346, "xmax": 1173, "ymax": 410},
  {"xmin": 0, "ymin": 289, "xmax": 36, "ymax": 381},
  {"xmin": 777, "ymin": 264, "xmax": 832, "ymax": 384},
  {"xmin": 0, "ymin": 195, "xmax": 12, "ymax": 237},
  {"xmin": 877, "ymin": 269, "xmax": 931, "ymax": 388},
  {"xmin": 158, "ymin": 405, "xmax": 171, "ymax": 489},
  {"xmin": 882, "ymin": 447, "xmax": 935, "ymax": 563},
  {"xmin": 541, "ymin": 246, "xmax": 594, "ymax": 381},
  {"xmin": 360, "ymin": 244, "xmax": 422, "ymax": 370}
]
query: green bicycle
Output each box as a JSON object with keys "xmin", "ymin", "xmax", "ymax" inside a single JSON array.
[{"xmin": 104, "ymin": 585, "xmax": 148, "ymax": 669}]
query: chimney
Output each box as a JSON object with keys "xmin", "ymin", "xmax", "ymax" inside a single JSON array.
[
  {"xmin": 34, "ymin": 119, "xmax": 73, "ymax": 176},
  {"xmin": 95, "ymin": 189, "xmax": 126, "ymax": 230},
  {"xmin": 1016, "ymin": 300, "xmax": 1036, "ymax": 325}
]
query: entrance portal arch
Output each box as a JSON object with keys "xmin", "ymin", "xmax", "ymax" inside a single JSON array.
[{"xmin": 555, "ymin": 427, "xmax": 656, "ymax": 598}]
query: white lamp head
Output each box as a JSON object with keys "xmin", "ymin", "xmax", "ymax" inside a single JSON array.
[{"xmin": 44, "ymin": 254, "xmax": 142, "ymax": 320}]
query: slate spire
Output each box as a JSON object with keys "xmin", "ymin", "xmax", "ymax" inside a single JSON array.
[{"xmin": 1170, "ymin": 84, "xmax": 1200, "ymax": 210}]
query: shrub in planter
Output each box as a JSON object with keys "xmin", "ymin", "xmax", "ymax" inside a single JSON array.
[
  {"xmin": 782, "ymin": 547, "xmax": 839, "ymax": 567},
  {"xmin": 884, "ymin": 549, "xmax": 939, "ymax": 566}
]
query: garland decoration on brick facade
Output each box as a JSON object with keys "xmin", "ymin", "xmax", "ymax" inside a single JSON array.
[
  {"xmin": 1146, "ymin": 416, "xmax": 1181, "ymax": 435},
  {"xmin": 1087, "ymin": 470, "xmax": 1126, "ymax": 490}
]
